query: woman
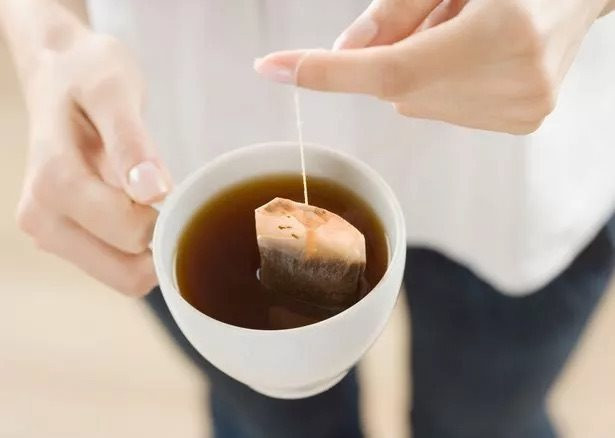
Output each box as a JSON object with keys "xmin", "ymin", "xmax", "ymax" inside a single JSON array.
[{"xmin": 1, "ymin": 0, "xmax": 614, "ymax": 436}]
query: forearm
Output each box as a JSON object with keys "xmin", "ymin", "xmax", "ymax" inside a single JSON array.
[{"xmin": 0, "ymin": 0, "xmax": 87, "ymax": 81}]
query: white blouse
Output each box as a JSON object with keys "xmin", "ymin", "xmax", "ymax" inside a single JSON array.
[{"xmin": 87, "ymin": 0, "xmax": 615, "ymax": 295}]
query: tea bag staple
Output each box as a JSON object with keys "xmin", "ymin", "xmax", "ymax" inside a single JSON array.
[{"xmin": 255, "ymin": 197, "xmax": 366, "ymax": 306}]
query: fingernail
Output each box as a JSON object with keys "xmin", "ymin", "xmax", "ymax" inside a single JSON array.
[
  {"xmin": 253, "ymin": 57, "xmax": 295, "ymax": 84},
  {"xmin": 127, "ymin": 161, "xmax": 169, "ymax": 203},
  {"xmin": 332, "ymin": 15, "xmax": 378, "ymax": 50}
]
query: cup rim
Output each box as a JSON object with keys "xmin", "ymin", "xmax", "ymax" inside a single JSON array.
[{"xmin": 153, "ymin": 141, "xmax": 406, "ymax": 335}]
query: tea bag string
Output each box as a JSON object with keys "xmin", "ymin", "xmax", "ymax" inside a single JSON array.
[{"xmin": 294, "ymin": 51, "xmax": 313, "ymax": 206}]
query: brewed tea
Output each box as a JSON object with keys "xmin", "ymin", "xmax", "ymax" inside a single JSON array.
[{"xmin": 175, "ymin": 174, "xmax": 388, "ymax": 330}]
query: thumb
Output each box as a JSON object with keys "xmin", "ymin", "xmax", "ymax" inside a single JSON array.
[
  {"xmin": 76, "ymin": 80, "xmax": 172, "ymax": 204},
  {"xmin": 332, "ymin": 0, "xmax": 442, "ymax": 50}
]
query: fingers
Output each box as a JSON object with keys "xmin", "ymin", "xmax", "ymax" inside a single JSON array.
[
  {"xmin": 61, "ymin": 175, "xmax": 157, "ymax": 255},
  {"xmin": 18, "ymin": 35, "xmax": 162, "ymax": 297},
  {"xmin": 26, "ymin": 151, "xmax": 158, "ymax": 255},
  {"xmin": 333, "ymin": 0, "xmax": 442, "ymax": 50},
  {"xmin": 72, "ymin": 41, "xmax": 171, "ymax": 204},
  {"xmin": 84, "ymin": 92, "xmax": 170, "ymax": 205},
  {"xmin": 416, "ymin": 0, "xmax": 468, "ymax": 32},
  {"xmin": 255, "ymin": 20, "xmax": 470, "ymax": 98},
  {"xmin": 256, "ymin": 47, "xmax": 406, "ymax": 97},
  {"xmin": 391, "ymin": 80, "xmax": 553, "ymax": 135},
  {"xmin": 16, "ymin": 200, "xmax": 157, "ymax": 297}
]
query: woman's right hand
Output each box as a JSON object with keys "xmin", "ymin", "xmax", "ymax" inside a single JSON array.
[{"xmin": 2, "ymin": 1, "xmax": 171, "ymax": 296}]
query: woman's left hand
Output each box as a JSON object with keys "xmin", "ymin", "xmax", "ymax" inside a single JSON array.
[{"xmin": 255, "ymin": 0, "xmax": 614, "ymax": 134}]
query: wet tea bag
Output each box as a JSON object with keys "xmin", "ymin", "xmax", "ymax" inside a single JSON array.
[
  {"xmin": 255, "ymin": 65, "xmax": 366, "ymax": 308},
  {"xmin": 255, "ymin": 198, "xmax": 366, "ymax": 307}
]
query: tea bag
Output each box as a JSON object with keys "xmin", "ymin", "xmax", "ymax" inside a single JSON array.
[{"xmin": 255, "ymin": 198, "xmax": 366, "ymax": 307}]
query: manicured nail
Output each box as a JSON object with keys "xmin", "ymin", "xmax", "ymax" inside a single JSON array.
[
  {"xmin": 127, "ymin": 161, "xmax": 169, "ymax": 203},
  {"xmin": 253, "ymin": 57, "xmax": 295, "ymax": 84},
  {"xmin": 332, "ymin": 15, "xmax": 378, "ymax": 50}
]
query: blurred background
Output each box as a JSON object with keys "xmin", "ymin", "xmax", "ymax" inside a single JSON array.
[{"xmin": 1, "ymin": 1, "xmax": 614, "ymax": 437}]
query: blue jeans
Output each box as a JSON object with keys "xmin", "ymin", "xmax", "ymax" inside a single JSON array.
[{"xmin": 145, "ymin": 216, "xmax": 614, "ymax": 438}]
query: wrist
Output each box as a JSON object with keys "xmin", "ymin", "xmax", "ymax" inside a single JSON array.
[{"xmin": 0, "ymin": 0, "xmax": 88, "ymax": 84}]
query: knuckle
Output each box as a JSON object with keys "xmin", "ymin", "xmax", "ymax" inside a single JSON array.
[
  {"xmin": 31, "ymin": 153, "xmax": 80, "ymax": 201},
  {"xmin": 375, "ymin": 56, "xmax": 408, "ymax": 100},
  {"xmin": 73, "ymin": 35, "xmax": 143, "ymax": 104},
  {"xmin": 79, "ymin": 71, "xmax": 125, "ymax": 104},
  {"xmin": 503, "ymin": 1, "xmax": 546, "ymax": 59},
  {"xmin": 496, "ymin": 0, "xmax": 548, "ymax": 63},
  {"xmin": 54, "ymin": 165, "xmax": 82, "ymax": 192},
  {"xmin": 520, "ymin": 27, "xmax": 546, "ymax": 62}
]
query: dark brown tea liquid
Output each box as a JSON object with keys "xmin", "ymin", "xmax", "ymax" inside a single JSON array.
[{"xmin": 175, "ymin": 174, "xmax": 388, "ymax": 330}]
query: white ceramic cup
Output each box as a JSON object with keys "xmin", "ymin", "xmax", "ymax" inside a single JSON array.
[{"xmin": 153, "ymin": 141, "xmax": 406, "ymax": 399}]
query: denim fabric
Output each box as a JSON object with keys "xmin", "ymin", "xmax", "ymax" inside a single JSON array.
[{"xmin": 145, "ymin": 215, "xmax": 614, "ymax": 438}]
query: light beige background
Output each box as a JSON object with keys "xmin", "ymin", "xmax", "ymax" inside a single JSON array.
[{"xmin": 1, "ymin": 2, "xmax": 614, "ymax": 436}]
